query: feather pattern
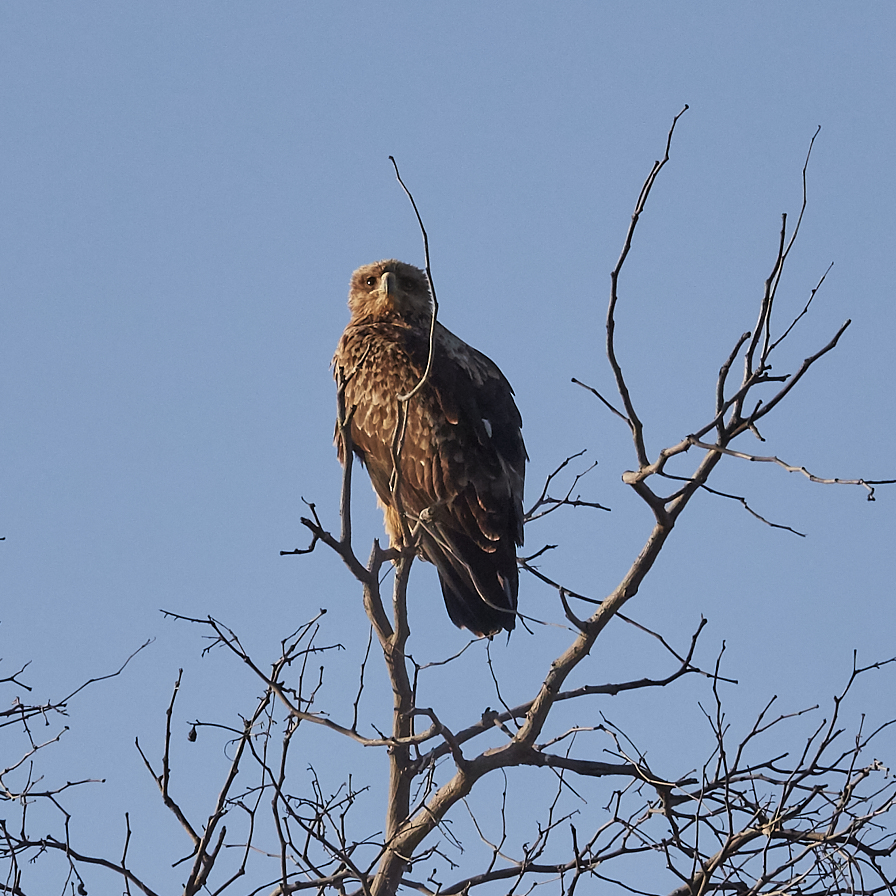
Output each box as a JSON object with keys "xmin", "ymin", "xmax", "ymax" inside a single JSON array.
[{"xmin": 333, "ymin": 260, "xmax": 526, "ymax": 636}]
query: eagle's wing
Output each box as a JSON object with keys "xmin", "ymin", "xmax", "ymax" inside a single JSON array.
[
  {"xmin": 402, "ymin": 324, "xmax": 525, "ymax": 635},
  {"xmin": 336, "ymin": 320, "xmax": 525, "ymax": 636}
]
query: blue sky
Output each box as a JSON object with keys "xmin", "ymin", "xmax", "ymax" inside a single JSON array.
[{"xmin": 2, "ymin": 4, "xmax": 895, "ymax": 891}]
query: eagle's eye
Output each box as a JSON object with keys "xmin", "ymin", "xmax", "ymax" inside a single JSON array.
[{"xmin": 365, "ymin": 276, "xmax": 377, "ymax": 287}]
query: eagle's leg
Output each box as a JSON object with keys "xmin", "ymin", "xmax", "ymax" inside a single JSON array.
[{"xmin": 381, "ymin": 502, "xmax": 414, "ymax": 555}]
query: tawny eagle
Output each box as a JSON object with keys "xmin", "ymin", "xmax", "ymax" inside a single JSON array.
[{"xmin": 333, "ymin": 260, "xmax": 526, "ymax": 636}]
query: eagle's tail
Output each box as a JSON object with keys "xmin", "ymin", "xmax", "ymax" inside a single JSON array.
[{"xmin": 419, "ymin": 527, "xmax": 518, "ymax": 637}]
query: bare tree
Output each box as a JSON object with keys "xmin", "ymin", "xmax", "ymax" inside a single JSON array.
[
  {"xmin": 3, "ymin": 110, "xmax": 895, "ymax": 896},
  {"xmin": 0, "ymin": 643, "xmax": 149, "ymax": 896}
]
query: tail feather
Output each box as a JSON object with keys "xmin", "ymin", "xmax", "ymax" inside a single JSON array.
[{"xmin": 419, "ymin": 526, "xmax": 518, "ymax": 637}]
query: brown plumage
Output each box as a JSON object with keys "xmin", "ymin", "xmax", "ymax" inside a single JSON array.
[{"xmin": 333, "ymin": 260, "xmax": 526, "ymax": 636}]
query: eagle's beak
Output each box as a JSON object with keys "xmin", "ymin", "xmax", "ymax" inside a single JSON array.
[{"xmin": 382, "ymin": 271, "xmax": 395, "ymax": 296}]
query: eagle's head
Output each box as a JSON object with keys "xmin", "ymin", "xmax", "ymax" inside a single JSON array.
[{"xmin": 348, "ymin": 259, "xmax": 433, "ymax": 322}]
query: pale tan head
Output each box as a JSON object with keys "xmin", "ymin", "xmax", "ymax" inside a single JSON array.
[{"xmin": 348, "ymin": 259, "xmax": 432, "ymax": 322}]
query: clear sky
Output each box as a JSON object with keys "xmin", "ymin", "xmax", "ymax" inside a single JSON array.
[{"xmin": 2, "ymin": 3, "xmax": 895, "ymax": 892}]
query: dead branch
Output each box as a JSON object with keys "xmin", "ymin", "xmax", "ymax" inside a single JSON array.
[
  {"xmin": 686, "ymin": 437, "xmax": 894, "ymax": 501},
  {"xmin": 607, "ymin": 103, "xmax": 689, "ymax": 468},
  {"xmin": 524, "ymin": 450, "xmax": 609, "ymax": 522}
]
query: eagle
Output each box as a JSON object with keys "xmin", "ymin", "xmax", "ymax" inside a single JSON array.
[{"xmin": 333, "ymin": 260, "xmax": 526, "ymax": 636}]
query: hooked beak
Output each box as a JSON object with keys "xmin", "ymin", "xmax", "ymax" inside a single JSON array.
[{"xmin": 381, "ymin": 271, "xmax": 395, "ymax": 296}]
